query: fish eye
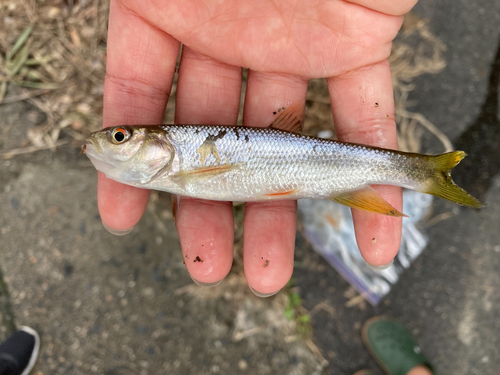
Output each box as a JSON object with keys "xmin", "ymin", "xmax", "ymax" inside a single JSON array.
[{"xmin": 111, "ymin": 127, "xmax": 131, "ymax": 144}]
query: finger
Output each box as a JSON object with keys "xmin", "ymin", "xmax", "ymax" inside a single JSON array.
[
  {"xmin": 174, "ymin": 47, "xmax": 242, "ymax": 284},
  {"xmin": 243, "ymin": 71, "xmax": 308, "ymax": 296},
  {"xmin": 99, "ymin": 0, "xmax": 179, "ymax": 232},
  {"xmin": 327, "ymin": 60, "xmax": 402, "ymax": 267},
  {"xmin": 121, "ymin": 0, "xmax": 402, "ymax": 78},
  {"xmin": 344, "ymin": 0, "xmax": 418, "ymax": 16}
]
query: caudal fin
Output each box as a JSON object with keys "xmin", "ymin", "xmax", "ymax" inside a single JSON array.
[{"xmin": 421, "ymin": 151, "xmax": 483, "ymax": 208}]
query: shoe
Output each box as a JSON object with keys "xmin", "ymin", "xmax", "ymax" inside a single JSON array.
[
  {"xmin": 0, "ymin": 326, "xmax": 40, "ymax": 375},
  {"xmin": 362, "ymin": 316, "xmax": 434, "ymax": 375}
]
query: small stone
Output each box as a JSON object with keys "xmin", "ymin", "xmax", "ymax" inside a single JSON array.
[
  {"xmin": 238, "ymin": 359, "xmax": 248, "ymax": 370},
  {"xmin": 141, "ymin": 287, "xmax": 154, "ymax": 297},
  {"xmin": 76, "ymin": 103, "xmax": 91, "ymax": 115},
  {"xmin": 27, "ymin": 111, "xmax": 44, "ymax": 124},
  {"xmin": 46, "ymin": 7, "xmax": 60, "ymax": 18},
  {"xmin": 71, "ymin": 119, "xmax": 84, "ymax": 131}
]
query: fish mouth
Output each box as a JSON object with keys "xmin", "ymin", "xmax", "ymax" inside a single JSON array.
[
  {"xmin": 82, "ymin": 142, "xmax": 116, "ymax": 171},
  {"xmin": 82, "ymin": 136, "xmax": 102, "ymax": 154}
]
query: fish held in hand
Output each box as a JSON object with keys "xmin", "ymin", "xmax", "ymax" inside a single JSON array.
[{"xmin": 82, "ymin": 106, "xmax": 483, "ymax": 217}]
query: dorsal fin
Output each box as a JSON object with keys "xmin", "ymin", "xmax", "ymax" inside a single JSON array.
[{"xmin": 269, "ymin": 103, "xmax": 304, "ymax": 133}]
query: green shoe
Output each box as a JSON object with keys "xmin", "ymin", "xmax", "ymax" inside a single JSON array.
[{"xmin": 362, "ymin": 316, "xmax": 434, "ymax": 375}]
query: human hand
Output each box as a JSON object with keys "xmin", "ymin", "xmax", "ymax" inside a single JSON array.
[{"xmin": 99, "ymin": 0, "xmax": 417, "ymax": 295}]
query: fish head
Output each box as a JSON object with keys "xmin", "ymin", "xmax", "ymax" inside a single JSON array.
[{"xmin": 82, "ymin": 126, "xmax": 175, "ymax": 185}]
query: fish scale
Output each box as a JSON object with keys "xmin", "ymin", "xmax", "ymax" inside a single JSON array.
[{"xmin": 155, "ymin": 125, "xmax": 417, "ymax": 201}]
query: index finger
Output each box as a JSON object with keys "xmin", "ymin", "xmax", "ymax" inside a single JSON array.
[
  {"xmin": 326, "ymin": 60, "xmax": 402, "ymax": 267},
  {"xmin": 98, "ymin": 0, "xmax": 179, "ymax": 233}
]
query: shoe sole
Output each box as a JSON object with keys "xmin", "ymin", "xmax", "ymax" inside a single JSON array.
[
  {"xmin": 361, "ymin": 316, "xmax": 397, "ymax": 375},
  {"xmin": 18, "ymin": 326, "xmax": 40, "ymax": 375}
]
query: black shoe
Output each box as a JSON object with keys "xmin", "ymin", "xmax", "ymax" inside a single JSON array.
[{"xmin": 0, "ymin": 327, "xmax": 40, "ymax": 375}]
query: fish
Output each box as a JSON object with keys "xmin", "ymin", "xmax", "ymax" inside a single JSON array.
[{"xmin": 82, "ymin": 104, "xmax": 483, "ymax": 217}]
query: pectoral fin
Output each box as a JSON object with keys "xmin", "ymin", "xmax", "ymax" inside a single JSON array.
[
  {"xmin": 269, "ymin": 103, "xmax": 304, "ymax": 133},
  {"xmin": 172, "ymin": 164, "xmax": 239, "ymax": 185},
  {"xmin": 330, "ymin": 187, "xmax": 407, "ymax": 217}
]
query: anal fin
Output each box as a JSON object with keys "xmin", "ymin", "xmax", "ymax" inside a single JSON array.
[{"xmin": 330, "ymin": 186, "xmax": 407, "ymax": 217}]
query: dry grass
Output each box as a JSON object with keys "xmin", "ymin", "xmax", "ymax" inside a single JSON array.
[
  {"xmin": 0, "ymin": 3, "xmax": 449, "ymax": 156},
  {"xmin": 391, "ymin": 13, "xmax": 451, "ymax": 152},
  {"xmin": 0, "ymin": 0, "xmax": 108, "ymax": 157}
]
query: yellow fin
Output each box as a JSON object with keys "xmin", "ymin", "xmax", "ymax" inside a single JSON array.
[
  {"xmin": 330, "ymin": 187, "xmax": 407, "ymax": 217},
  {"xmin": 269, "ymin": 103, "xmax": 304, "ymax": 133},
  {"xmin": 172, "ymin": 164, "xmax": 239, "ymax": 185},
  {"xmin": 420, "ymin": 151, "xmax": 484, "ymax": 208},
  {"xmin": 429, "ymin": 150, "xmax": 466, "ymax": 170}
]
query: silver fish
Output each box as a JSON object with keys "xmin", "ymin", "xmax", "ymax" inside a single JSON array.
[{"xmin": 82, "ymin": 106, "xmax": 482, "ymax": 216}]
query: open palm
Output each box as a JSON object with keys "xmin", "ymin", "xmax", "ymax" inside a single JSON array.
[{"xmin": 99, "ymin": 0, "xmax": 417, "ymax": 295}]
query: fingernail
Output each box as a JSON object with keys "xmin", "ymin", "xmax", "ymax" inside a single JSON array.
[
  {"xmin": 367, "ymin": 259, "xmax": 394, "ymax": 271},
  {"xmin": 191, "ymin": 276, "xmax": 223, "ymax": 288},
  {"xmin": 249, "ymin": 286, "xmax": 280, "ymax": 298},
  {"xmin": 102, "ymin": 221, "xmax": 134, "ymax": 236}
]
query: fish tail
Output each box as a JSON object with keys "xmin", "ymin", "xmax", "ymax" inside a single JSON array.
[{"xmin": 420, "ymin": 151, "xmax": 483, "ymax": 208}]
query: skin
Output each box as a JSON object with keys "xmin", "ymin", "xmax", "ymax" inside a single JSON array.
[
  {"xmin": 407, "ymin": 365, "xmax": 433, "ymax": 375},
  {"xmin": 99, "ymin": 0, "xmax": 418, "ymax": 294}
]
